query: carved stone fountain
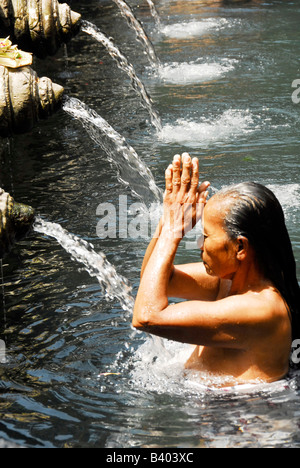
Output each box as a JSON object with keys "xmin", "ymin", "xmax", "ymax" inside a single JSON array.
[
  {"xmin": 0, "ymin": 0, "xmax": 82, "ymax": 58},
  {"xmin": 0, "ymin": 64, "xmax": 64, "ymax": 137},
  {"xmin": 0, "ymin": 188, "xmax": 35, "ymax": 258}
]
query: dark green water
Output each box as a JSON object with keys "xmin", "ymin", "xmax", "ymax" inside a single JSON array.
[{"xmin": 0, "ymin": 0, "xmax": 299, "ymax": 448}]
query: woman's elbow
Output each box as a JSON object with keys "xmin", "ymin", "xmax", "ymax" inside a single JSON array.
[
  {"xmin": 132, "ymin": 305, "xmax": 151, "ymax": 330},
  {"xmin": 132, "ymin": 318, "xmax": 145, "ymax": 331},
  {"xmin": 132, "ymin": 298, "xmax": 168, "ymax": 331}
]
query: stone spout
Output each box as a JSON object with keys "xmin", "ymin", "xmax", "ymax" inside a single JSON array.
[
  {"xmin": 0, "ymin": 65, "xmax": 64, "ymax": 137},
  {"xmin": 0, "ymin": 0, "xmax": 82, "ymax": 58},
  {"xmin": 0, "ymin": 188, "xmax": 35, "ymax": 258}
]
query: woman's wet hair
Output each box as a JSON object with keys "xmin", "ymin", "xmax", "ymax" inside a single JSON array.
[{"xmin": 213, "ymin": 182, "xmax": 300, "ymax": 346}]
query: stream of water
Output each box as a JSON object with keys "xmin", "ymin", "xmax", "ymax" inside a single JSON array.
[
  {"xmin": 112, "ymin": 0, "xmax": 160, "ymax": 66},
  {"xmin": 81, "ymin": 19, "xmax": 162, "ymax": 132},
  {"xmin": 62, "ymin": 95, "xmax": 163, "ymax": 205},
  {"xmin": 0, "ymin": 0, "xmax": 299, "ymax": 449}
]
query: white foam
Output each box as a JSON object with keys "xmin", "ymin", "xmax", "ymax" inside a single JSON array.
[
  {"xmin": 268, "ymin": 184, "xmax": 300, "ymax": 223},
  {"xmin": 159, "ymin": 109, "xmax": 255, "ymax": 147},
  {"xmin": 158, "ymin": 59, "xmax": 236, "ymax": 85},
  {"xmin": 161, "ymin": 19, "xmax": 228, "ymax": 39},
  {"xmin": 128, "ymin": 336, "xmax": 298, "ymax": 397},
  {"xmin": 128, "ymin": 336, "xmax": 194, "ymax": 395}
]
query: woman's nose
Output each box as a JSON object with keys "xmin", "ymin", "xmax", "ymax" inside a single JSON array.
[{"xmin": 197, "ymin": 234, "xmax": 204, "ymax": 250}]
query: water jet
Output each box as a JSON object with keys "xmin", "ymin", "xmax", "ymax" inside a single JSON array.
[
  {"xmin": 112, "ymin": 0, "xmax": 159, "ymax": 68},
  {"xmin": 63, "ymin": 96, "xmax": 162, "ymax": 205},
  {"xmin": 81, "ymin": 20, "xmax": 162, "ymax": 133}
]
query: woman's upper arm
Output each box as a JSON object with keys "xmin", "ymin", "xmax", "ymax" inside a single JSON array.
[
  {"xmin": 137, "ymin": 294, "xmax": 273, "ymax": 349},
  {"xmin": 167, "ymin": 262, "xmax": 220, "ymax": 301}
]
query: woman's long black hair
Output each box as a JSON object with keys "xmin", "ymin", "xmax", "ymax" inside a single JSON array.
[{"xmin": 215, "ymin": 182, "xmax": 300, "ymax": 344}]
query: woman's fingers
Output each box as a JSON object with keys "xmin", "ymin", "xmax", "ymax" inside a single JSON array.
[
  {"xmin": 198, "ymin": 181, "xmax": 211, "ymax": 202},
  {"xmin": 165, "ymin": 164, "xmax": 173, "ymax": 192},
  {"xmin": 165, "ymin": 164, "xmax": 173, "ymax": 194},
  {"xmin": 165, "ymin": 153, "xmax": 210, "ymax": 203},
  {"xmin": 172, "ymin": 154, "xmax": 181, "ymax": 194},
  {"xmin": 190, "ymin": 157, "xmax": 199, "ymax": 195},
  {"xmin": 179, "ymin": 153, "xmax": 192, "ymax": 195},
  {"xmin": 163, "ymin": 154, "xmax": 210, "ymax": 236}
]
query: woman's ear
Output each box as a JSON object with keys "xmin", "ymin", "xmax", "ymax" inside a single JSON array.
[{"xmin": 236, "ymin": 236, "xmax": 249, "ymax": 261}]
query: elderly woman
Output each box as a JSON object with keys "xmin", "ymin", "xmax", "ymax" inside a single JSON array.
[{"xmin": 132, "ymin": 153, "xmax": 300, "ymax": 384}]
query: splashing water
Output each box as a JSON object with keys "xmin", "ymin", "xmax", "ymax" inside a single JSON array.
[
  {"xmin": 121, "ymin": 335, "xmax": 299, "ymax": 399},
  {"xmin": 160, "ymin": 19, "xmax": 228, "ymax": 39},
  {"xmin": 158, "ymin": 59, "xmax": 237, "ymax": 85},
  {"xmin": 33, "ymin": 216, "xmax": 134, "ymax": 314},
  {"xmin": 159, "ymin": 109, "xmax": 255, "ymax": 147},
  {"xmin": 63, "ymin": 96, "xmax": 163, "ymax": 206},
  {"xmin": 112, "ymin": 0, "xmax": 160, "ymax": 67},
  {"xmin": 267, "ymin": 184, "xmax": 300, "ymax": 224},
  {"xmin": 81, "ymin": 20, "xmax": 162, "ymax": 132}
]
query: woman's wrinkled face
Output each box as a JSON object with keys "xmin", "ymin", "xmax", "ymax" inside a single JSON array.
[{"xmin": 200, "ymin": 197, "xmax": 240, "ymax": 279}]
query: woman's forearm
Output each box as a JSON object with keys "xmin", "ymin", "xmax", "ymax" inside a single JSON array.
[
  {"xmin": 140, "ymin": 217, "xmax": 163, "ymax": 278},
  {"xmin": 140, "ymin": 216, "xmax": 175, "ymax": 281},
  {"xmin": 133, "ymin": 226, "xmax": 180, "ymax": 328},
  {"xmin": 133, "ymin": 153, "xmax": 209, "ymax": 331}
]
